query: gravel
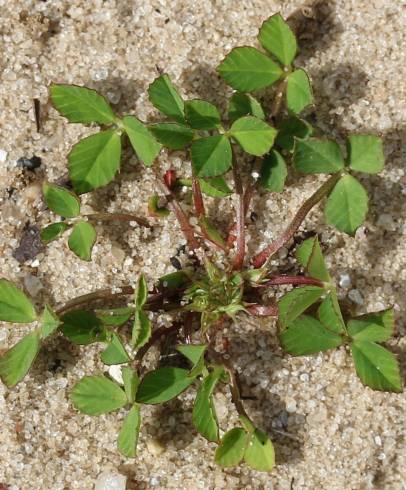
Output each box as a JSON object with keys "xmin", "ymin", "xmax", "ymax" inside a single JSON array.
[{"xmin": 0, "ymin": 1, "xmax": 405, "ymax": 489}]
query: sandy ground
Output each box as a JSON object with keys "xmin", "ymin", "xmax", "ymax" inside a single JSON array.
[{"xmin": 0, "ymin": 0, "xmax": 405, "ymax": 489}]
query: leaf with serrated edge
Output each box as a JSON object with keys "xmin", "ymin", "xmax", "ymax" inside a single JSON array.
[
  {"xmin": 132, "ymin": 310, "xmax": 151, "ymax": 349},
  {"xmin": 96, "ymin": 307, "xmax": 134, "ymax": 327},
  {"xmin": 40, "ymin": 304, "xmax": 60, "ymax": 339},
  {"xmin": 136, "ymin": 367, "xmax": 195, "ymax": 404},
  {"xmin": 229, "ymin": 116, "xmax": 277, "ymax": 156},
  {"xmin": 185, "ymin": 99, "xmax": 221, "ymax": 130},
  {"xmin": 191, "ymin": 135, "xmax": 232, "ymax": 177},
  {"xmin": 244, "ymin": 429, "xmax": 275, "ymax": 472},
  {"xmin": 70, "ymin": 375, "xmax": 128, "ymax": 415},
  {"xmin": 324, "ymin": 174, "xmax": 368, "ymax": 235},
  {"xmin": 258, "ymin": 13, "xmax": 297, "ymax": 66},
  {"xmin": 218, "ymin": 47, "xmax": 282, "ymax": 92},
  {"xmin": 42, "ymin": 183, "xmax": 80, "ymax": 218},
  {"xmin": 215, "ymin": 428, "xmax": 248, "ymax": 467},
  {"xmin": 347, "ymin": 134, "xmax": 384, "ymax": 174},
  {"xmin": 347, "ymin": 309, "xmax": 394, "ymax": 342},
  {"xmin": 122, "ymin": 116, "xmax": 161, "ymax": 166},
  {"xmin": 192, "ymin": 367, "xmax": 223, "ymax": 442},
  {"xmin": 68, "ymin": 220, "xmax": 97, "ymax": 261},
  {"xmin": 68, "ymin": 129, "xmax": 121, "ymax": 194},
  {"xmin": 351, "ymin": 341, "xmax": 401, "ymax": 392},
  {"xmin": 0, "ymin": 331, "xmax": 40, "ymax": 387},
  {"xmin": 199, "ymin": 177, "xmax": 232, "ymax": 198},
  {"xmin": 278, "ymin": 285, "xmax": 324, "ymax": 328},
  {"xmin": 259, "ymin": 149, "xmax": 287, "ymax": 192},
  {"xmin": 135, "ymin": 275, "xmax": 148, "ymax": 309},
  {"xmin": 317, "ymin": 293, "xmax": 346, "ymax": 334},
  {"xmin": 149, "ymin": 123, "xmax": 194, "ymax": 149},
  {"xmin": 118, "ymin": 404, "xmax": 141, "ymax": 457},
  {"xmin": 228, "ymin": 93, "xmax": 265, "ymax": 122},
  {"xmin": 0, "ymin": 279, "xmax": 36, "ymax": 323},
  {"xmin": 148, "ymin": 74, "xmax": 185, "ymax": 123},
  {"xmin": 286, "ymin": 69, "xmax": 313, "ymax": 114},
  {"xmin": 41, "ymin": 222, "xmax": 70, "ymax": 244},
  {"xmin": 294, "ymin": 138, "xmax": 344, "ymax": 174},
  {"xmin": 280, "ymin": 315, "xmax": 343, "ymax": 355},
  {"xmin": 101, "ymin": 332, "xmax": 130, "ymax": 365},
  {"xmin": 50, "ymin": 84, "xmax": 116, "ymax": 124},
  {"xmin": 122, "ymin": 367, "xmax": 140, "ymax": 403}
]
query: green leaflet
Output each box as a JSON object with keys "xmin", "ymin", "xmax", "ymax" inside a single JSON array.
[
  {"xmin": 136, "ymin": 367, "xmax": 195, "ymax": 404},
  {"xmin": 229, "ymin": 116, "xmax": 277, "ymax": 156},
  {"xmin": 296, "ymin": 236, "xmax": 330, "ymax": 282},
  {"xmin": 176, "ymin": 344, "xmax": 206, "ymax": 366},
  {"xmin": 101, "ymin": 332, "xmax": 130, "ymax": 365},
  {"xmin": 149, "ymin": 123, "xmax": 194, "ymax": 149},
  {"xmin": 95, "ymin": 307, "xmax": 134, "ymax": 327},
  {"xmin": 135, "ymin": 275, "xmax": 148, "ymax": 309},
  {"xmin": 121, "ymin": 367, "xmax": 140, "ymax": 403},
  {"xmin": 280, "ymin": 315, "xmax": 343, "ymax": 355},
  {"xmin": 258, "ymin": 13, "xmax": 297, "ymax": 66},
  {"xmin": 122, "ymin": 116, "xmax": 161, "ymax": 166},
  {"xmin": 350, "ymin": 341, "xmax": 401, "ymax": 392},
  {"xmin": 259, "ymin": 149, "xmax": 287, "ymax": 192},
  {"xmin": 218, "ymin": 46, "xmax": 282, "ymax": 92},
  {"xmin": 0, "ymin": 279, "xmax": 37, "ymax": 323},
  {"xmin": 185, "ymin": 99, "xmax": 221, "ymax": 130},
  {"xmin": 324, "ymin": 174, "xmax": 368, "ymax": 235},
  {"xmin": 0, "ymin": 331, "xmax": 40, "ymax": 387},
  {"xmin": 286, "ymin": 69, "xmax": 313, "ymax": 114},
  {"xmin": 275, "ymin": 115, "xmax": 313, "ymax": 151},
  {"xmin": 68, "ymin": 129, "xmax": 121, "ymax": 194},
  {"xmin": 40, "ymin": 304, "xmax": 61, "ymax": 339},
  {"xmin": 228, "ymin": 93, "xmax": 265, "ymax": 122},
  {"xmin": 40, "ymin": 222, "xmax": 70, "ymax": 244},
  {"xmin": 60, "ymin": 310, "xmax": 105, "ymax": 345},
  {"xmin": 68, "ymin": 220, "xmax": 97, "ymax": 261},
  {"xmin": 42, "ymin": 183, "xmax": 80, "ymax": 218},
  {"xmin": 347, "ymin": 134, "xmax": 384, "ymax": 174},
  {"xmin": 131, "ymin": 310, "xmax": 151, "ymax": 349},
  {"xmin": 294, "ymin": 138, "xmax": 344, "ymax": 174},
  {"xmin": 198, "ymin": 177, "xmax": 232, "ymax": 198},
  {"xmin": 278, "ymin": 285, "xmax": 325, "ymax": 328},
  {"xmin": 244, "ymin": 429, "xmax": 275, "ymax": 472},
  {"xmin": 118, "ymin": 404, "xmax": 141, "ymax": 457},
  {"xmin": 70, "ymin": 375, "xmax": 128, "ymax": 415},
  {"xmin": 191, "ymin": 135, "xmax": 232, "ymax": 177},
  {"xmin": 215, "ymin": 428, "xmax": 247, "ymax": 467},
  {"xmin": 148, "ymin": 74, "xmax": 186, "ymax": 123},
  {"xmin": 317, "ymin": 293, "xmax": 346, "ymax": 334},
  {"xmin": 347, "ymin": 309, "xmax": 394, "ymax": 342},
  {"xmin": 192, "ymin": 367, "xmax": 223, "ymax": 442},
  {"xmin": 50, "ymin": 84, "xmax": 116, "ymax": 124}
]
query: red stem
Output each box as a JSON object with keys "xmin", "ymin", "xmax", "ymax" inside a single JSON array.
[
  {"xmin": 231, "ymin": 152, "xmax": 246, "ymax": 270},
  {"xmin": 260, "ymin": 275, "xmax": 324, "ymax": 288},
  {"xmin": 192, "ymin": 178, "xmax": 205, "ymax": 218}
]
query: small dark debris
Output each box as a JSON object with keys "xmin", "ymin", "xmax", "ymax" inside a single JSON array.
[
  {"xmin": 165, "ymin": 18, "xmax": 170, "ymax": 24},
  {"xmin": 16, "ymin": 155, "xmax": 42, "ymax": 171},
  {"xmin": 12, "ymin": 225, "xmax": 44, "ymax": 264},
  {"xmin": 170, "ymin": 256, "xmax": 182, "ymax": 270},
  {"xmin": 250, "ymin": 211, "xmax": 258, "ymax": 222},
  {"xmin": 6, "ymin": 187, "xmax": 15, "ymax": 198},
  {"xmin": 33, "ymin": 99, "xmax": 41, "ymax": 132},
  {"xmin": 48, "ymin": 358, "xmax": 63, "ymax": 372}
]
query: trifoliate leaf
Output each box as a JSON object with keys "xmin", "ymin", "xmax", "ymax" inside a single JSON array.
[
  {"xmin": 40, "ymin": 222, "xmax": 70, "ymax": 244},
  {"xmin": 131, "ymin": 310, "xmax": 151, "ymax": 349},
  {"xmin": 244, "ymin": 429, "xmax": 275, "ymax": 472},
  {"xmin": 185, "ymin": 99, "xmax": 221, "ymax": 130},
  {"xmin": 68, "ymin": 220, "xmax": 97, "ymax": 261},
  {"xmin": 317, "ymin": 293, "xmax": 346, "ymax": 334},
  {"xmin": 324, "ymin": 174, "xmax": 368, "ymax": 235},
  {"xmin": 293, "ymin": 138, "xmax": 344, "ymax": 174},
  {"xmin": 278, "ymin": 285, "xmax": 325, "ymax": 328},
  {"xmin": 258, "ymin": 13, "xmax": 297, "ymax": 66},
  {"xmin": 259, "ymin": 149, "xmax": 287, "ymax": 192},
  {"xmin": 118, "ymin": 404, "xmax": 141, "ymax": 457},
  {"xmin": 215, "ymin": 428, "xmax": 248, "ymax": 467},
  {"xmin": 148, "ymin": 74, "xmax": 185, "ymax": 123},
  {"xmin": 218, "ymin": 47, "xmax": 283, "ymax": 92},
  {"xmin": 50, "ymin": 84, "xmax": 116, "ymax": 124},
  {"xmin": 60, "ymin": 310, "xmax": 105, "ymax": 345},
  {"xmin": 347, "ymin": 134, "xmax": 384, "ymax": 174},
  {"xmin": 42, "ymin": 183, "xmax": 80, "ymax": 218},
  {"xmin": 351, "ymin": 341, "xmax": 401, "ymax": 392},
  {"xmin": 198, "ymin": 177, "xmax": 232, "ymax": 198},
  {"xmin": 101, "ymin": 332, "xmax": 130, "ymax": 365},
  {"xmin": 191, "ymin": 135, "xmax": 232, "ymax": 177},
  {"xmin": 135, "ymin": 274, "xmax": 148, "ymax": 309},
  {"xmin": 229, "ymin": 116, "xmax": 277, "ymax": 156},
  {"xmin": 0, "ymin": 331, "xmax": 40, "ymax": 387},
  {"xmin": 121, "ymin": 367, "xmax": 140, "ymax": 403},
  {"xmin": 296, "ymin": 236, "xmax": 330, "ymax": 282},
  {"xmin": 347, "ymin": 309, "xmax": 394, "ymax": 342},
  {"xmin": 40, "ymin": 304, "xmax": 60, "ymax": 339},
  {"xmin": 228, "ymin": 92, "xmax": 265, "ymax": 122},
  {"xmin": 149, "ymin": 123, "xmax": 194, "ymax": 149},
  {"xmin": 280, "ymin": 315, "xmax": 343, "ymax": 355},
  {"xmin": 71, "ymin": 375, "xmax": 128, "ymax": 415},
  {"xmin": 0, "ymin": 279, "xmax": 37, "ymax": 323},
  {"xmin": 275, "ymin": 115, "xmax": 313, "ymax": 151},
  {"xmin": 286, "ymin": 69, "xmax": 313, "ymax": 114},
  {"xmin": 68, "ymin": 129, "xmax": 121, "ymax": 194},
  {"xmin": 192, "ymin": 367, "xmax": 223, "ymax": 442},
  {"xmin": 122, "ymin": 116, "xmax": 161, "ymax": 166},
  {"xmin": 95, "ymin": 307, "xmax": 134, "ymax": 327},
  {"xmin": 136, "ymin": 367, "xmax": 195, "ymax": 404}
]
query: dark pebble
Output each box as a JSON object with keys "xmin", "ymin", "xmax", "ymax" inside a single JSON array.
[
  {"xmin": 170, "ymin": 256, "xmax": 182, "ymax": 270},
  {"xmin": 250, "ymin": 212, "xmax": 258, "ymax": 222},
  {"xmin": 12, "ymin": 225, "xmax": 44, "ymax": 263},
  {"xmin": 16, "ymin": 155, "xmax": 42, "ymax": 171}
]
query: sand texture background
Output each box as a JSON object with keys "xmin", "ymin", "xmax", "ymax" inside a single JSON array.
[{"xmin": 0, "ymin": 0, "xmax": 405, "ymax": 489}]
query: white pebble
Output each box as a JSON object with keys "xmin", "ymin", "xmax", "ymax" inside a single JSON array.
[
  {"xmin": 374, "ymin": 435, "xmax": 382, "ymax": 446},
  {"xmin": 286, "ymin": 400, "xmax": 297, "ymax": 413},
  {"xmin": 348, "ymin": 289, "xmax": 364, "ymax": 305},
  {"xmin": 91, "ymin": 67, "xmax": 109, "ymax": 81},
  {"xmin": 339, "ymin": 273, "xmax": 352, "ymax": 288},
  {"xmin": 377, "ymin": 452, "xmax": 386, "ymax": 460},
  {"xmin": 95, "ymin": 472, "xmax": 127, "ymax": 490},
  {"xmin": 108, "ymin": 365, "xmax": 124, "ymax": 385},
  {"xmin": 0, "ymin": 149, "xmax": 8, "ymax": 162}
]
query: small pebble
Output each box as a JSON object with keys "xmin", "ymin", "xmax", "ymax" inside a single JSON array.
[
  {"xmin": 170, "ymin": 256, "xmax": 182, "ymax": 270},
  {"xmin": 0, "ymin": 149, "xmax": 8, "ymax": 162},
  {"xmin": 348, "ymin": 289, "xmax": 364, "ymax": 305},
  {"xmin": 146, "ymin": 438, "xmax": 165, "ymax": 456},
  {"xmin": 107, "ymin": 90, "xmax": 121, "ymax": 104},
  {"xmin": 108, "ymin": 365, "xmax": 123, "ymax": 385},
  {"xmin": 91, "ymin": 67, "xmax": 109, "ymax": 81},
  {"xmin": 374, "ymin": 435, "xmax": 382, "ymax": 446},
  {"xmin": 94, "ymin": 472, "xmax": 127, "ymax": 490},
  {"xmin": 339, "ymin": 273, "xmax": 352, "ymax": 288},
  {"xmin": 23, "ymin": 274, "xmax": 43, "ymax": 297},
  {"xmin": 16, "ymin": 155, "xmax": 42, "ymax": 171}
]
